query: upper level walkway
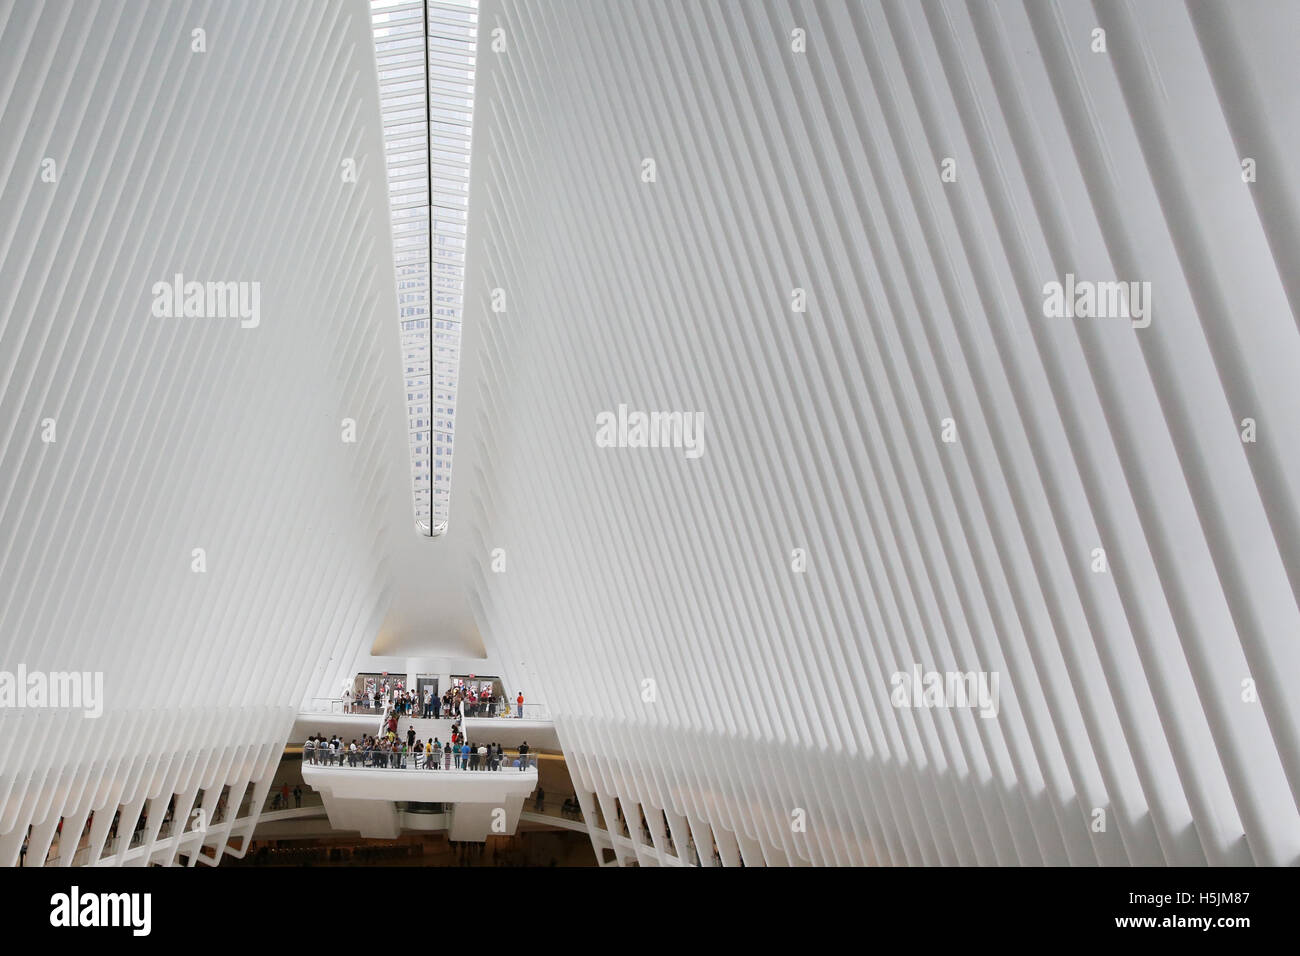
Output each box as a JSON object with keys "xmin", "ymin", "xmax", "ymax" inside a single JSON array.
[
  {"xmin": 294, "ymin": 696, "xmax": 561, "ymax": 752},
  {"xmin": 291, "ymin": 686, "xmax": 565, "ymax": 841}
]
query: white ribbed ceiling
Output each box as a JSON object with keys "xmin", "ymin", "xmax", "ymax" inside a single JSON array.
[
  {"xmin": 456, "ymin": 0, "xmax": 1300, "ymax": 866},
  {"xmin": 0, "ymin": 0, "xmax": 478, "ymax": 866},
  {"xmin": 2, "ymin": 0, "xmax": 1298, "ymax": 870}
]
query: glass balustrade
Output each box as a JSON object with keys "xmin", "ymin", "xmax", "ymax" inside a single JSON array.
[{"xmin": 302, "ymin": 742, "xmax": 537, "ymax": 772}]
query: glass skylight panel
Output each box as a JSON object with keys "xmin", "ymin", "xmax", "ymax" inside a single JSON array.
[{"xmin": 371, "ymin": 0, "xmax": 476, "ymax": 535}]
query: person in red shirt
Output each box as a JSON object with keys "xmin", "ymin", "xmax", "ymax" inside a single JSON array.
[{"xmin": 516, "ymin": 692, "xmax": 524, "ymax": 719}]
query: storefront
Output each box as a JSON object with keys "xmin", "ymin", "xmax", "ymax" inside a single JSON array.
[
  {"xmin": 351, "ymin": 672, "xmax": 438, "ymax": 710},
  {"xmin": 450, "ymin": 674, "xmax": 504, "ymax": 715}
]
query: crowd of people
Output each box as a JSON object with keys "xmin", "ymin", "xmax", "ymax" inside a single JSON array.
[
  {"xmin": 268, "ymin": 784, "xmax": 303, "ymax": 811},
  {"xmin": 304, "ymin": 724, "xmax": 533, "ymax": 771},
  {"xmin": 344, "ymin": 680, "xmax": 527, "ymax": 720}
]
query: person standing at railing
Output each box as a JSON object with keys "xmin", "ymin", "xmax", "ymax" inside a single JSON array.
[
  {"xmin": 516, "ymin": 691, "xmax": 524, "ymax": 719},
  {"xmin": 518, "ymin": 741, "xmax": 529, "ymax": 770}
]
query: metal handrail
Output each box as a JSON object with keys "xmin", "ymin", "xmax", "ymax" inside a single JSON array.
[
  {"xmin": 304, "ymin": 697, "xmax": 346, "ymax": 713},
  {"xmin": 302, "ymin": 741, "xmax": 537, "ymax": 772},
  {"xmin": 469, "ymin": 701, "xmax": 550, "ymax": 720}
]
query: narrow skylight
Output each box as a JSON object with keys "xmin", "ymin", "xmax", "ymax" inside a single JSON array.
[{"xmin": 371, "ymin": 0, "xmax": 476, "ymax": 535}]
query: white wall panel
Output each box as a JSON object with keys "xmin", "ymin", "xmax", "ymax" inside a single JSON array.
[
  {"xmin": 456, "ymin": 0, "xmax": 1300, "ymax": 865},
  {"xmin": 0, "ymin": 0, "xmax": 433, "ymax": 865}
]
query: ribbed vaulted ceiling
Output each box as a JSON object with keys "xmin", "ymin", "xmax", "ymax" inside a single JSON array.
[
  {"xmin": 458, "ymin": 0, "xmax": 1300, "ymax": 865},
  {"xmin": 0, "ymin": 0, "xmax": 423, "ymax": 866}
]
